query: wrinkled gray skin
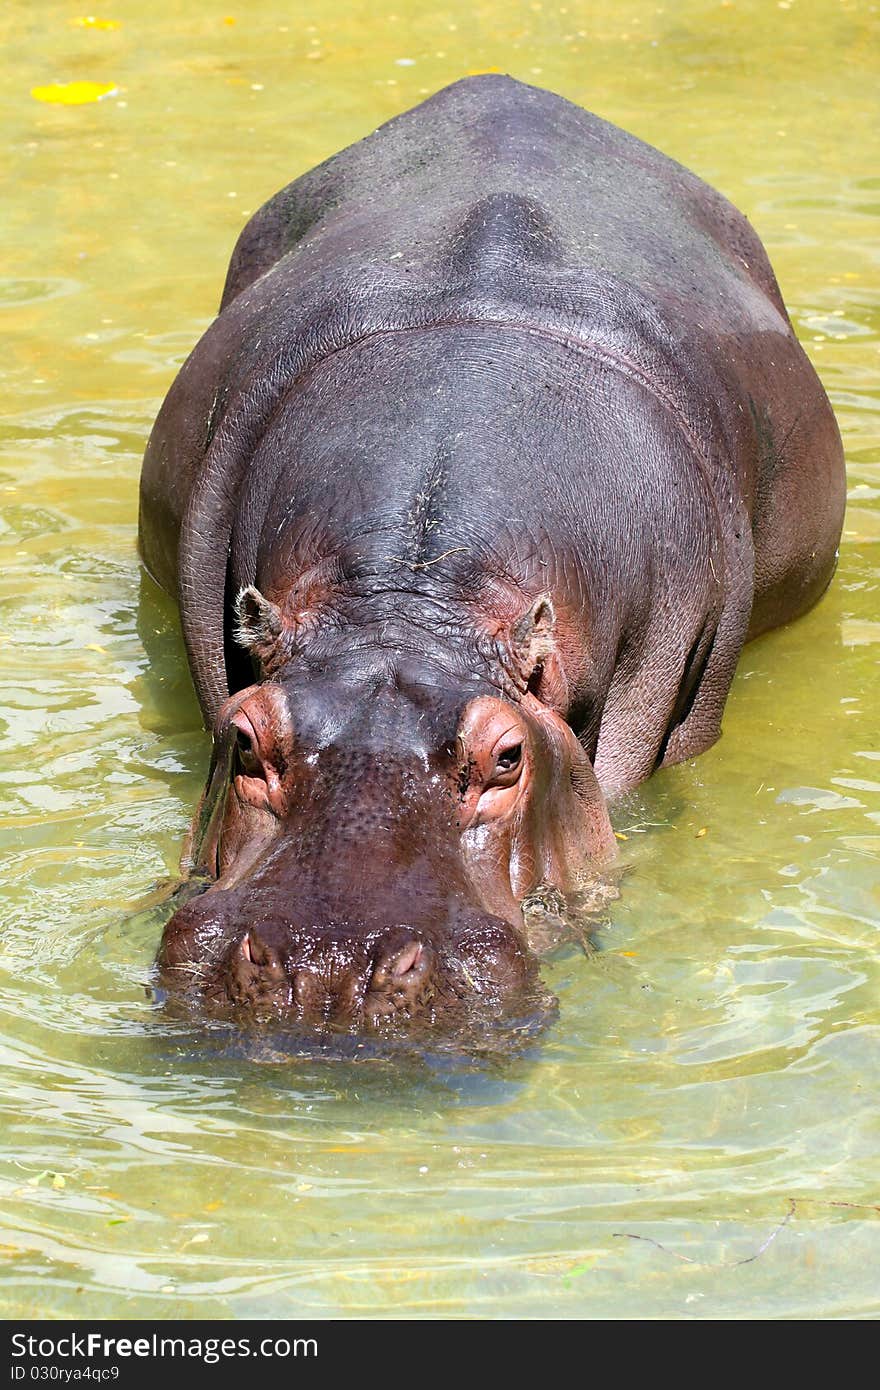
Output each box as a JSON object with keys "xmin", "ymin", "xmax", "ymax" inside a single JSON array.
[{"xmin": 139, "ymin": 76, "xmax": 845, "ymax": 1035}]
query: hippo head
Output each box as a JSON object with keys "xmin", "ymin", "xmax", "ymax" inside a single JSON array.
[{"xmin": 158, "ymin": 585, "xmax": 615, "ymax": 1037}]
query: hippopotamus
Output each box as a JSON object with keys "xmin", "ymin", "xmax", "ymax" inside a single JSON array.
[{"xmin": 138, "ymin": 75, "xmax": 845, "ymax": 1035}]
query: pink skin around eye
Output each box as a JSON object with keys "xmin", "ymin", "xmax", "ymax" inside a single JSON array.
[
  {"xmin": 489, "ymin": 730, "xmax": 524, "ymax": 781},
  {"xmin": 229, "ymin": 708, "xmax": 283, "ymax": 813},
  {"xmin": 456, "ymin": 702, "xmax": 531, "ymax": 830},
  {"xmin": 230, "ymin": 710, "xmax": 261, "ymax": 765}
]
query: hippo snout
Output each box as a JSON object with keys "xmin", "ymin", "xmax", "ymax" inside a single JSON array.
[
  {"xmin": 215, "ymin": 923, "xmax": 438, "ymax": 1027},
  {"xmin": 161, "ymin": 886, "xmax": 539, "ymax": 1034}
]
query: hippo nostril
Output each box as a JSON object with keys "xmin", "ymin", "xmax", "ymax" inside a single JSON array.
[
  {"xmin": 391, "ymin": 940, "xmax": 424, "ymax": 978},
  {"xmin": 370, "ymin": 937, "xmax": 432, "ymax": 992},
  {"xmin": 222, "ymin": 926, "xmax": 288, "ymax": 1013},
  {"xmin": 235, "ymin": 928, "xmax": 283, "ymax": 977}
]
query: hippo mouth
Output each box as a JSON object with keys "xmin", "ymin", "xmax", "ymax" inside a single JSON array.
[{"xmin": 155, "ymin": 888, "xmax": 551, "ymax": 1040}]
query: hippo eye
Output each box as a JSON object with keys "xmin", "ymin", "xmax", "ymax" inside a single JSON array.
[
  {"xmin": 495, "ymin": 743, "xmax": 522, "ymax": 773},
  {"xmin": 234, "ymin": 726, "xmax": 262, "ymax": 777}
]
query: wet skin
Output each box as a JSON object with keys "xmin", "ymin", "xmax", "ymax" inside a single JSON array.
[
  {"xmin": 158, "ymin": 641, "xmax": 614, "ymax": 1032},
  {"xmin": 139, "ymin": 76, "xmax": 845, "ymax": 1034}
]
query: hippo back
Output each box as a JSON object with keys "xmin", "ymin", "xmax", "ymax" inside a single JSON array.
[{"xmin": 139, "ymin": 76, "xmax": 843, "ymax": 735}]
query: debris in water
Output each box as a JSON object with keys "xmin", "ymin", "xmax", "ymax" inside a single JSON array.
[{"xmin": 31, "ymin": 81, "xmax": 118, "ymax": 104}]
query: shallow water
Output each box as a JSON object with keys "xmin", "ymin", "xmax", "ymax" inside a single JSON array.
[{"xmin": 1, "ymin": 0, "xmax": 878, "ymax": 1319}]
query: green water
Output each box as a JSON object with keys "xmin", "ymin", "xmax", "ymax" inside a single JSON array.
[{"xmin": 1, "ymin": 0, "xmax": 878, "ymax": 1320}]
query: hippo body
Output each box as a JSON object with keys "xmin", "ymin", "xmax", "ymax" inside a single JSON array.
[{"xmin": 139, "ymin": 76, "xmax": 845, "ymax": 1033}]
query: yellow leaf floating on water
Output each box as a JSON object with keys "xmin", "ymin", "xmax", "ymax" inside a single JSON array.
[
  {"xmin": 696, "ymin": 826, "xmax": 708, "ymax": 838},
  {"xmin": 71, "ymin": 16, "xmax": 121, "ymax": 29},
  {"xmin": 86, "ymin": 643, "xmax": 107, "ymax": 653},
  {"xmin": 51, "ymin": 1174, "xmax": 66, "ymax": 1190},
  {"xmin": 31, "ymin": 81, "xmax": 118, "ymax": 105}
]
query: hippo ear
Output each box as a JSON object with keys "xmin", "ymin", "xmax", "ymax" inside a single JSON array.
[
  {"xmin": 511, "ymin": 595, "xmax": 556, "ymax": 678},
  {"xmin": 233, "ymin": 586, "xmax": 284, "ymax": 651}
]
